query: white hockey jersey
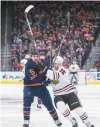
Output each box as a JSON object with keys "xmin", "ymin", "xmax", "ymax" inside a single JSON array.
[
  {"xmin": 20, "ymin": 59, "xmax": 28, "ymax": 73},
  {"xmin": 69, "ymin": 64, "xmax": 80, "ymax": 73},
  {"xmin": 46, "ymin": 66, "xmax": 77, "ymax": 96}
]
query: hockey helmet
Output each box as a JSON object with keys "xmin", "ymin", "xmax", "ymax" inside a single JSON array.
[
  {"xmin": 53, "ymin": 56, "xmax": 63, "ymax": 68},
  {"xmin": 31, "ymin": 50, "xmax": 39, "ymax": 56},
  {"xmin": 72, "ymin": 61, "xmax": 76, "ymax": 65}
]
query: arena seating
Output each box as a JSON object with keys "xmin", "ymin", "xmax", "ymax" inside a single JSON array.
[{"xmin": 11, "ymin": 1, "xmax": 100, "ymax": 70}]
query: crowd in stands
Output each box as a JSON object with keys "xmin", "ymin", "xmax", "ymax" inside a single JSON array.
[
  {"xmin": 11, "ymin": 1, "xmax": 100, "ymax": 71},
  {"xmin": 93, "ymin": 60, "xmax": 100, "ymax": 71}
]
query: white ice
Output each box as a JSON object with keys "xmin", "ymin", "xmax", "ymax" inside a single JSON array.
[{"xmin": 1, "ymin": 85, "xmax": 100, "ymax": 127}]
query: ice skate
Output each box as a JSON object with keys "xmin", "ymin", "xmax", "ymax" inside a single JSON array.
[
  {"xmin": 73, "ymin": 122, "xmax": 78, "ymax": 127},
  {"xmin": 55, "ymin": 119, "xmax": 62, "ymax": 127},
  {"xmin": 85, "ymin": 122, "xmax": 95, "ymax": 127},
  {"xmin": 71, "ymin": 118, "xmax": 78, "ymax": 127},
  {"xmin": 36, "ymin": 103, "xmax": 42, "ymax": 111},
  {"xmin": 90, "ymin": 125, "xmax": 94, "ymax": 127},
  {"xmin": 23, "ymin": 120, "xmax": 29, "ymax": 127},
  {"xmin": 73, "ymin": 81, "xmax": 77, "ymax": 85},
  {"xmin": 23, "ymin": 124, "xmax": 29, "ymax": 127}
]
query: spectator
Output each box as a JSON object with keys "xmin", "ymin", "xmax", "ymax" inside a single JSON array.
[{"xmin": 11, "ymin": 1, "xmax": 100, "ymax": 71}]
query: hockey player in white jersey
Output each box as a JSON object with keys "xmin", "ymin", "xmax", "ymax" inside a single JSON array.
[
  {"xmin": 69, "ymin": 61, "xmax": 80, "ymax": 85},
  {"xmin": 46, "ymin": 56, "xmax": 94, "ymax": 127},
  {"xmin": 21, "ymin": 54, "xmax": 42, "ymax": 110}
]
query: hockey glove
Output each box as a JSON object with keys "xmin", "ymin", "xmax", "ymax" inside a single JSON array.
[
  {"xmin": 42, "ymin": 79, "xmax": 51, "ymax": 86},
  {"xmin": 52, "ymin": 79, "xmax": 59, "ymax": 85}
]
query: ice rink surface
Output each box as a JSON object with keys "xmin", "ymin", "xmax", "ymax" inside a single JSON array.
[{"xmin": 1, "ymin": 85, "xmax": 100, "ymax": 127}]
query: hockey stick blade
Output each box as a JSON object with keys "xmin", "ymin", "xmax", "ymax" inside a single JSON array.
[{"xmin": 25, "ymin": 5, "xmax": 34, "ymax": 13}]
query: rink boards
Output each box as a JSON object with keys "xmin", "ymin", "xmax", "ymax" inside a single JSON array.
[{"xmin": 0, "ymin": 71, "xmax": 100, "ymax": 85}]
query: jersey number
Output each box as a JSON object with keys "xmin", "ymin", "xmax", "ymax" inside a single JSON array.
[{"xmin": 29, "ymin": 69, "xmax": 37, "ymax": 80}]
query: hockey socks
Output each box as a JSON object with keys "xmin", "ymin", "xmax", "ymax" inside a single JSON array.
[
  {"xmin": 23, "ymin": 97, "xmax": 33, "ymax": 126},
  {"xmin": 23, "ymin": 106, "xmax": 30, "ymax": 127},
  {"xmin": 23, "ymin": 106, "xmax": 31, "ymax": 120},
  {"xmin": 63, "ymin": 110, "xmax": 78, "ymax": 127},
  {"xmin": 56, "ymin": 101, "xmax": 78, "ymax": 126},
  {"xmin": 49, "ymin": 109, "xmax": 62, "ymax": 126},
  {"xmin": 49, "ymin": 109, "xmax": 59, "ymax": 121},
  {"xmin": 74, "ymin": 107, "xmax": 94, "ymax": 127}
]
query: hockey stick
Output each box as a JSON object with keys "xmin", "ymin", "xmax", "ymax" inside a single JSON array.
[
  {"xmin": 49, "ymin": 35, "xmax": 64, "ymax": 68},
  {"xmin": 15, "ymin": 79, "xmax": 23, "ymax": 84},
  {"xmin": 59, "ymin": 12, "xmax": 70, "ymax": 55},
  {"xmin": 24, "ymin": 5, "xmax": 48, "ymax": 74},
  {"xmin": 58, "ymin": 12, "xmax": 70, "ymax": 56},
  {"xmin": 53, "ymin": 12, "xmax": 70, "ymax": 65},
  {"xmin": 24, "ymin": 5, "xmax": 36, "ymax": 47},
  {"xmin": 67, "ymin": 12, "xmax": 73, "ymax": 63},
  {"xmin": 24, "ymin": 5, "xmax": 42, "ymax": 59},
  {"xmin": 67, "ymin": 12, "xmax": 70, "ymax": 35},
  {"xmin": 49, "ymin": 42, "xmax": 52, "ymax": 68}
]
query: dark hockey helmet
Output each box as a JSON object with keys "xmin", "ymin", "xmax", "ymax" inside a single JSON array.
[{"xmin": 31, "ymin": 50, "xmax": 39, "ymax": 56}]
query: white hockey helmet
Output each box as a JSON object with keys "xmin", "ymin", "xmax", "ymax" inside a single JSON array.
[
  {"xmin": 72, "ymin": 61, "xmax": 76, "ymax": 65},
  {"xmin": 53, "ymin": 56, "xmax": 63, "ymax": 68}
]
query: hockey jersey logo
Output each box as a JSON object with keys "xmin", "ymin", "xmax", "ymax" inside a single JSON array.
[{"xmin": 46, "ymin": 66, "xmax": 77, "ymax": 95}]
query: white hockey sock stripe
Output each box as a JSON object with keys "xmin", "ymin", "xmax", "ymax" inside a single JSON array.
[
  {"xmin": 24, "ymin": 106, "xmax": 30, "ymax": 109},
  {"xmin": 51, "ymin": 112, "xmax": 58, "ymax": 118},
  {"xmin": 24, "ymin": 114, "xmax": 30, "ymax": 116},
  {"xmin": 49, "ymin": 109, "xmax": 55, "ymax": 113},
  {"xmin": 49, "ymin": 109, "xmax": 58, "ymax": 119}
]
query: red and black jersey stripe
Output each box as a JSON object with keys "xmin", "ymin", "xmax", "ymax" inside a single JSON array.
[{"xmin": 53, "ymin": 84, "xmax": 76, "ymax": 95}]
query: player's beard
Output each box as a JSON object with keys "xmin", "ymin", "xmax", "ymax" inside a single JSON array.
[
  {"xmin": 34, "ymin": 59, "xmax": 40, "ymax": 64},
  {"xmin": 31, "ymin": 56, "xmax": 40, "ymax": 63}
]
